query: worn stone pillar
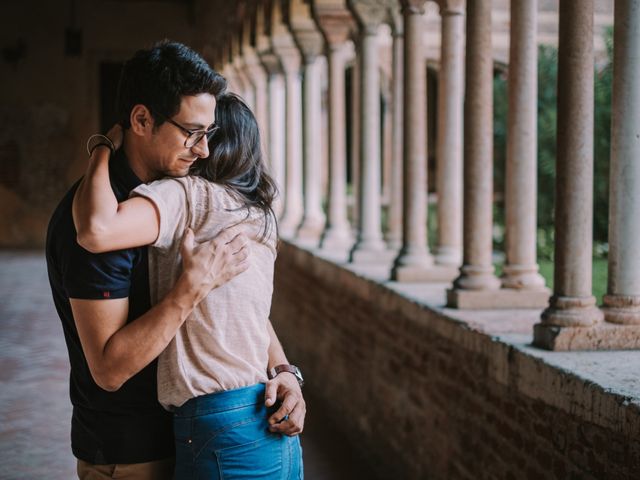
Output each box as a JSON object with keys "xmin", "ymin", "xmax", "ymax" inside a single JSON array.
[
  {"xmin": 351, "ymin": 29, "xmax": 387, "ymax": 260},
  {"xmin": 244, "ymin": 54, "xmax": 269, "ymax": 150},
  {"xmin": 297, "ymin": 55, "xmax": 326, "ymax": 243},
  {"xmin": 434, "ymin": 0, "xmax": 464, "ymax": 267},
  {"xmin": 348, "ymin": 1, "xmax": 396, "ymax": 263},
  {"xmin": 321, "ymin": 44, "xmax": 354, "ymax": 251},
  {"xmin": 350, "ymin": 49, "xmax": 361, "ymax": 231},
  {"xmin": 501, "ymin": 0, "xmax": 548, "ymax": 303},
  {"xmin": 534, "ymin": 0, "xmax": 605, "ymax": 346},
  {"xmin": 272, "ymin": 36, "xmax": 304, "ymax": 238},
  {"xmin": 602, "ymin": 0, "xmax": 640, "ymax": 325},
  {"xmin": 268, "ymin": 73, "xmax": 287, "ymax": 218},
  {"xmin": 392, "ymin": 0, "xmax": 435, "ymax": 279},
  {"xmin": 287, "ymin": 2, "xmax": 327, "ymax": 244},
  {"xmin": 386, "ymin": 10, "xmax": 404, "ymax": 251},
  {"xmin": 260, "ymin": 52, "xmax": 287, "ymax": 217},
  {"xmin": 312, "ymin": 2, "xmax": 356, "ymax": 253},
  {"xmin": 447, "ymin": 0, "xmax": 501, "ymax": 305},
  {"xmin": 233, "ymin": 54, "xmax": 256, "ymax": 109},
  {"xmin": 255, "ymin": 3, "xmax": 286, "ymax": 218}
]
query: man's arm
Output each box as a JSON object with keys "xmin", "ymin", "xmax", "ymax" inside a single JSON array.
[
  {"xmin": 264, "ymin": 320, "xmax": 306, "ymax": 436},
  {"xmin": 71, "ymin": 227, "xmax": 249, "ymax": 392}
]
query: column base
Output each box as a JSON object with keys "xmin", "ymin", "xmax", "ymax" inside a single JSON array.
[
  {"xmin": 446, "ymin": 287, "xmax": 551, "ymax": 309},
  {"xmin": 434, "ymin": 246, "xmax": 462, "ymax": 266},
  {"xmin": 533, "ymin": 322, "xmax": 640, "ymax": 351},
  {"xmin": 452, "ymin": 265, "xmax": 501, "ymax": 291},
  {"xmin": 296, "ymin": 217, "xmax": 326, "ymax": 245},
  {"xmin": 320, "ymin": 227, "xmax": 353, "ymax": 251},
  {"xmin": 602, "ymin": 294, "xmax": 640, "ymax": 325},
  {"xmin": 540, "ymin": 296, "xmax": 604, "ymax": 327},
  {"xmin": 279, "ymin": 215, "xmax": 304, "ymax": 239},
  {"xmin": 350, "ymin": 246, "xmax": 397, "ymax": 265},
  {"xmin": 392, "ymin": 264, "xmax": 459, "ymax": 283},
  {"xmin": 501, "ymin": 264, "xmax": 546, "ymax": 290},
  {"xmin": 315, "ymin": 247, "xmax": 351, "ymax": 264}
]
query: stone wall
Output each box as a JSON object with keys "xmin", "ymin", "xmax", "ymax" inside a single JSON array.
[
  {"xmin": 271, "ymin": 242, "xmax": 640, "ymax": 479},
  {"xmin": 0, "ymin": 0, "xmax": 197, "ymax": 248}
]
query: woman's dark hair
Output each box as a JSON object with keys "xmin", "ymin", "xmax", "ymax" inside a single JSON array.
[
  {"xmin": 191, "ymin": 93, "xmax": 278, "ymax": 241},
  {"xmin": 117, "ymin": 40, "xmax": 226, "ymax": 129}
]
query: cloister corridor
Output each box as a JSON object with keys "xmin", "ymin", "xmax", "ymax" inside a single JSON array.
[{"xmin": 2, "ymin": 0, "xmax": 640, "ymax": 478}]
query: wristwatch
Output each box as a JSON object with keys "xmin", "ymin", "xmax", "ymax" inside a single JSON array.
[{"xmin": 269, "ymin": 364, "xmax": 304, "ymax": 387}]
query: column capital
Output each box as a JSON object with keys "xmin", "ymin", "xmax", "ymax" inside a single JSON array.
[
  {"xmin": 435, "ymin": 0, "xmax": 465, "ymax": 16},
  {"xmin": 311, "ymin": 0, "xmax": 357, "ymax": 47},
  {"xmin": 399, "ymin": 0, "xmax": 428, "ymax": 15},
  {"xmin": 259, "ymin": 51, "xmax": 284, "ymax": 75},
  {"xmin": 270, "ymin": 0, "xmax": 303, "ymax": 74},
  {"xmin": 285, "ymin": 0, "xmax": 325, "ymax": 61},
  {"xmin": 388, "ymin": 4, "xmax": 403, "ymax": 35},
  {"xmin": 347, "ymin": 0, "xmax": 397, "ymax": 32}
]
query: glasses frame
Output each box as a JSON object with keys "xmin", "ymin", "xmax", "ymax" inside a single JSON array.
[{"xmin": 154, "ymin": 111, "xmax": 219, "ymax": 148}]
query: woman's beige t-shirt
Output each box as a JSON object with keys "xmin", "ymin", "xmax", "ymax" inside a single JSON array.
[{"xmin": 132, "ymin": 176, "xmax": 276, "ymax": 410}]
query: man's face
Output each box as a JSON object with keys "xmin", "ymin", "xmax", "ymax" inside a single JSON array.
[{"xmin": 146, "ymin": 93, "xmax": 216, "ymax": 179}]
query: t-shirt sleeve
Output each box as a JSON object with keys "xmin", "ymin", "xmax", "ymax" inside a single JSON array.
[
  {"xmin": 131, "ymin": 178, "xmax": 190, "ymax": 251},
  {"xmin": 64, "ymin": 241, "xmax": 134, "ymax": 300}
]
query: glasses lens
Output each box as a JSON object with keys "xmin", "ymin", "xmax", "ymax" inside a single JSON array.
[
  {"xmin": 205, "ymin": 126, "xmax": 219, "ymax": 141},
  {"xmin": 185, "ymin": 132, "xmax": 205, "ymax": 148}
]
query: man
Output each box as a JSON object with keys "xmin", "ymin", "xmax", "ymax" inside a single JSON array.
[{"xmin": 46, "ymin": 41, "xmax": 305, "ymax": 480}]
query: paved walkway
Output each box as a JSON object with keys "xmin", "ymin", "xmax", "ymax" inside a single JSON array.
[{"xmin": 0, "ymin": 251, "xmax": 380, "ymax": 480}]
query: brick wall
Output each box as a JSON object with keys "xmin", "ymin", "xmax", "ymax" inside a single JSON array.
[{"xmin": 271, "ymin": 243, "xmax": 640, "ymax": 479}]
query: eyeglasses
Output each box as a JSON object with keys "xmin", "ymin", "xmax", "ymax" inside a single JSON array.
[{"xmin": 154, "ymin": 111, "xmax": 219, "ymax": 148}]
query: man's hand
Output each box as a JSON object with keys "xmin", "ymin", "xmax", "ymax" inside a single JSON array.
[
  {"xmin": 179, "ymin": 226, "xmax": 250, "ymax": 305},
  {"xmin": 265, "ymin": 373, "xmax": 306, "ymax": 436}
]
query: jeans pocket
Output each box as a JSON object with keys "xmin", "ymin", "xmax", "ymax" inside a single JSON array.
[{"xmin": 216, "ymin": 432, "xmax": 285, "ymax": 480}]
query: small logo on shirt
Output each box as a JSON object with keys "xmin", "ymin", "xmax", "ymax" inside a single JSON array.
[{"xmin": 102, "ymin": 291, "xmax": 111, "ymax": 298}]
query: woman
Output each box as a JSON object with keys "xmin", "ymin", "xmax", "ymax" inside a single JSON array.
[{"xmin": 73, "ymin": 93, "xmax": 303, "ymax": 479}]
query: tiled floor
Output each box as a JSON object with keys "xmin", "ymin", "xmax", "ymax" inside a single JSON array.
[{"xmin": 0, "ymin": 251, "xmax": 381, "ymax": 480}]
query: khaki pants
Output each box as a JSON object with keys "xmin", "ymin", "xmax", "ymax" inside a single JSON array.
[{"xmin": 77, "ymin": 457, "xmax": 174, "ymax": 480}]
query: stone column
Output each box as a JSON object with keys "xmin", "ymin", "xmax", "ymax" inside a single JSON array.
[
  {"xmin": 447, "ymin": 0, "xmax": 501, "ymax": 304},
  {"xmin": 535, "ymin": 0, "xmax": 604, "ymax": 344},
  {"xmin": 386, "ymin": 11, "xmax": 404, "ymax": 251},
  {"xmin": 245, "ymin": 55, "xmax": 269, "ymax": 151},
  {"xmin": 311, "ymin": 1, "xmax": 356, "ymax": 255},
  {"xmin": 348, "ymin": 1, "xmax": 396, "ymax": 263},
  {"xmin": 350, "ymin": 50, "xmax": 361, "ymax": 230},
  {"xmin": 297, "ymin": 54, "xmax": 327, "ymax": 243},
  {"xmin": 233, "ymin": 55, "xmax": 256, "ymax": 108},
  {"xmin": 602, "ymin": 0, "xmax": 640, "ymax": 325},
  {"xmin": 286, "ymin": 1, "xmax": 327, "ymax": 245},
  {"xmin": 392, "ymin": 0, "xmax": 435, "ymax": 279},
  {"xmin": 501, "ymin": 0, "xmax": 548, "ymax": 297},
  {"xmin": 321, "ymin": 43, "xmax": 354, "ymax": 250},
  {"xmin": 434, "ymin": 0, "xmax": 464, "ymax": 267},
  {"xmin": 260, "ymin": 52, "xmax": 287, "ymax": 218},
  {"xmin": 273, "ymin": 38, "xmax": 304, "ymax": 238},
  {"xmin": 268, "ymin": 73, "xmax": 287, "ymax": 218},
  {"xmin": 350, "ymin": 27, "xmax": 388, "ymax": 261}
]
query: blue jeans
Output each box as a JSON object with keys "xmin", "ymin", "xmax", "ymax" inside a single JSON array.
[{"xmin": 173, "ymin": 384, "xmax": 303, "ymax": 480}]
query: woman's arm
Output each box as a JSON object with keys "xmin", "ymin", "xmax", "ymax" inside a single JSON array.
[{"xmin": 72, "ymin": 127, "xmax": 160, "ymax": 253}]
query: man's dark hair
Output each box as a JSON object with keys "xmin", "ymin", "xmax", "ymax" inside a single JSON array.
[{"xmin": 116, "ymin": 40, "xmax": 226, "ymax": 129}]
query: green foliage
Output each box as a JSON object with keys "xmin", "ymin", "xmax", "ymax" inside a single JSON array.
[{"xmin": 493, "ymin": 29, "xmax": 613, "ymax": 261}]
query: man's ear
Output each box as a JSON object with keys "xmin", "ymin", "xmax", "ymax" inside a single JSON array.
[{"xmin": 129, "ymin": 105, "xmax": 153, "ymax": 136}]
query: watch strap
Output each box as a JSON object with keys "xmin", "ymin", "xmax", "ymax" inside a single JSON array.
[{"xmin": 268, "ymin": 364, "xmax": 303, "ymax": 386}]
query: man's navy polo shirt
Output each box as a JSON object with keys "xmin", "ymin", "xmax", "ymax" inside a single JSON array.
[{"xmin": 46, "ymin": 149, "xmax": 173, "ymax": 464}]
